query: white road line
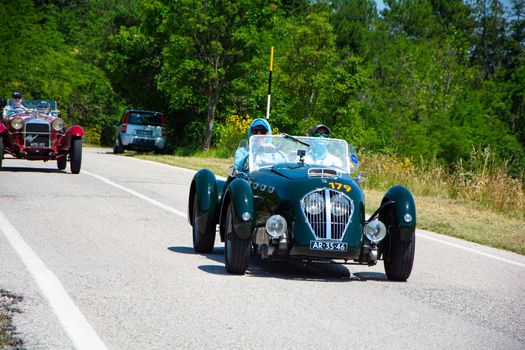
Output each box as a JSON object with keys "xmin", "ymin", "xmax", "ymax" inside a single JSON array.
[
  {"xmin": 418, "ymin": 232, "xmax": 525, "ymax": 268},
  {"xmin": 0, "ymin": 210, "xmax": 108, "ymax": 350},
  {"xmin": 83, "ymin": 170, "xmax": 187, "ymax": 219}
]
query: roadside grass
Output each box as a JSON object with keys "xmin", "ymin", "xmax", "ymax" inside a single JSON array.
[
  {"xmin": 0, "ymin": 290, "xmax": 23, "ymax": 349},
  {"xmin": 133, "ymin": 152, "xmax": 525, "ymax": 255}
]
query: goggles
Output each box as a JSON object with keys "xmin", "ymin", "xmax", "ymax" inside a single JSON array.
[
  {"xmin": 312, "ymin": 131, "xmax": 329, "ymax": 138},
  {"xmin": 251, "ymin": 127, "xmax": 268, "ymax": 135}
]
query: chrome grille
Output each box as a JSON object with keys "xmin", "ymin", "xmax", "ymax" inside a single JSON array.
[
  {"xmin": 301, "ymin": 189, "xmax": 353, "ymax": 240},
  {"xmin": 24, "ymin": 121, "xmax": 50, "ymax": 147}
]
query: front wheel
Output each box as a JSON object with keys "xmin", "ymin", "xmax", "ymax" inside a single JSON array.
[
  {"xmin": 0, "ymin": 136, "xmax": 3, "ymax": 169},
  {"xmin": 70, "ymin": 137, "xmax": 82, "ymax": 174},
  {"xmin": 383, "ymin": 231, "xmax": 415, "ymax": 281},
  {"xmin": 224, "ymin": 204, "xmax": 251, "ymax": 275},
  {"xmin": 192, "ymin": 198, "xmax": 216, "ymax": 253}
]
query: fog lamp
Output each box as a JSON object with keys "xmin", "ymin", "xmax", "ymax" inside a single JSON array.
[
  {"xmin": 11, "ymin": 117, "xmax": 23, "ymax": 130},
  {"xmin": 364, "ymin": 219, "xmax": 387, "ymax": 243},
  {"xmin": 52, "ymin": 118, "xmax": 65, "ymax": 131},
  {"xmin": 265, "ymin": 215, "xmax": 287, "ymax": 239}
]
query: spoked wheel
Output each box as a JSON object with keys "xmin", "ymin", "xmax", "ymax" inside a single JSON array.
[
  {"xmin": 192, "ymin": 198, "xmax": 216, "ymax": 253},
  {"xmin": 0, "ymin": 136, "xmax": 3, "ymax": 169},
  {"xmin": 224, "ymin": 204, "xmax": 251, "ymax": 275},
  {"xmin": 70, "ymin": 137, "xmax": 82, "ymax": 174},
  {"xmin": 57, "ymin": 154, "xmax": 67, "ymax": 170}
]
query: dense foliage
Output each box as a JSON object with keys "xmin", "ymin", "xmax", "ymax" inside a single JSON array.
[{"xmin": 1, "ymin": 0, "xmax": 523, "ymax": 173}]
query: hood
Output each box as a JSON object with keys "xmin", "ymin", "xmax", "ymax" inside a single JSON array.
[{"xmin": 248, "ymin": 118, "xmax": 272, "ymax": 138}]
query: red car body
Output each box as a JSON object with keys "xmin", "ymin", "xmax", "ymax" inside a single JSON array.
[{"xmin": 0, "ymin": 99, "xmax": 84, "ymax": 173}]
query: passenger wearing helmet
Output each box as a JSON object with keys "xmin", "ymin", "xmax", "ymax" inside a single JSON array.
[
  {"xmin": 304, "ymin": 124, "xmax": 343, "ymax": 168},
  {"xmin": 234, "ymin": 118, "xmax": 286, "ymax": 170}
]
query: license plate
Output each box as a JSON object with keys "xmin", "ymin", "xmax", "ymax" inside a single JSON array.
[
  {"xmin": 136, "ymin": 130, "xmax": 153, "ymax": 136},
  {"xmin": 309, "ymin": 241, "xmax": 348, "ymax": 252}
]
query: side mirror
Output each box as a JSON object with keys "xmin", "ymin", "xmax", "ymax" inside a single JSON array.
[{"xmin": 355, "ymin": 171, "xmax": 366, "ymax": 183}]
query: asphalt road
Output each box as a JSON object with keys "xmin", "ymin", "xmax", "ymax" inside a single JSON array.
[{"xmin": 0, "ymin": 147, "xmax": 524, "ymax": 350}]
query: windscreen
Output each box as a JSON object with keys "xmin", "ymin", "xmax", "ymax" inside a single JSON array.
[
  {"xmin": 248, "ymin": 135, "xmax": 351, "ymax": 173},
  {"xmin": 127, "ymin": 112, "xmax": 163, "ymax": 126}
]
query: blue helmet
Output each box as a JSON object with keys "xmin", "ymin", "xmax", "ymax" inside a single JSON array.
[{"xmin": 248, "ymin": 118, "xmax": 272, "ymax": 138}]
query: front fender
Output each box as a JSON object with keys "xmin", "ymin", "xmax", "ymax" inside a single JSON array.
[
  {"xmin": 227, "ymin": 178, "xmax": 254, "ymax": 240},
  {"xmin": 67, "ymin": 125, "xmax": 84, "ymax": 137},
  {"xmin": 0, "ymin": 123, "xmax": 7, "ymax": 134},
  {"xmin": 188, "ymin": 169, "xmax": 218, "ymax": 229},
  {"xmin": 381, "ymin": 185, "xmax": 416, "ymax": 242}
]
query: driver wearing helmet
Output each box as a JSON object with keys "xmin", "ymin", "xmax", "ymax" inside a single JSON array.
[
  {"xmin": 304, "ymin": 124, "xmax": 343, "ymax": 168},
  {"xmin": 3, "ymin": 91, "xmax": 27, "ymax": 119},
  {"xmin": 234, "ymin": 118, "xmax": 287, "ymax": 170}
]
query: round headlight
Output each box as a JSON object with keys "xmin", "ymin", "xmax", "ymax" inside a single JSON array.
[
  {"xmin": 331, "ymin": 193, "xmax": 350, "ymax": 216},
  {"xmin": 265, "ymin": 215, "xmax": 287, "ymax": 239},
  {"xmin": 52, "ymin": 118, "xmax": 65, "ymax": 131},
  {"xmin": 364, "ymin": 219, "xmax": 387, "ymax": 243},
  {"xmin": 304, "ymin": 192, "xmax": 325, "ymax": 215},
  {"xmin": 11, "ymin": 117, "xmax": 23, "ymax": 130}
]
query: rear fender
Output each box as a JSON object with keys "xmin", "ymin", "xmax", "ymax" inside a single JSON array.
[
  {"xmin": 379, "ymin": 185, "xmax": 416, "ymax": 242},
  {"xmin": 188, "ymin": 169, "xmax": 219, "ymax": 230},
  {"xmin": 220, "ymin": 178, "xmax": 254, "ymax": 240}
]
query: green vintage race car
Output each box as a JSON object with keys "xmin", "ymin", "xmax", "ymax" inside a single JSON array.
[{"xmin": 188, "ymin": 134, "xmax": 416, "ymax": 280}]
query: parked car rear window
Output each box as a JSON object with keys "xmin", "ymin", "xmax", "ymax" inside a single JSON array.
[{"xmin": 128, "ymin": 112, "xmax": 162, "ymax": 126}]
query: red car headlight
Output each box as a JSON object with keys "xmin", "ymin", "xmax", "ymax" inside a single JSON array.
[
  {"xmin": 52, "ymin": 118, "xmax": 65, "ymax": 131},
  {"xmin": 11, "ymin": 117, "xmax": 23, "ymax": 130}
]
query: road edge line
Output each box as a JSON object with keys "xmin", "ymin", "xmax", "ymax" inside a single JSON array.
[
  {"xmin": 418, "ymin": 232, "xmax": 525, "ymax": 268},
  {"xmin": 0, "ymin": 209, "xmax": 108, "ymax": 350}
]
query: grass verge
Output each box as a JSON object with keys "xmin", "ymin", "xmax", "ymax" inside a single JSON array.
[
  {"xmin": 134, "ymin": 153, "xmax": 525, "ymax": 255},
  {"xmin": 0, "ymin": 289, "xmax": 23, "ymax": 349}
]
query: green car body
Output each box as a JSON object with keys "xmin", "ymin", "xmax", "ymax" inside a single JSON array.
[{"xmin": 188, "ymin": 135, "xmax": 416, "ymax": 281}]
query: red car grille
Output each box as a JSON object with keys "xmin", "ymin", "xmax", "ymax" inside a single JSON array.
[{"xmin": 24, "ymin": 122, "xmax": 51, "ymax": 148}]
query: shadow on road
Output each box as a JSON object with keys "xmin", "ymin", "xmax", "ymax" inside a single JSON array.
[
  {"xmin": 0, "ymin": 166, "xmax": 66, "ymax": 173},
  {"xmin": 167, "ymin": 245, "xmax": 388, "ymax": 282}
]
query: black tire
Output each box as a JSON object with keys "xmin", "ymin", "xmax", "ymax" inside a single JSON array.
[
  {"xmin": 192, "ymin": 198, "xmax": 216, "ymax": 253},
  {"xmin": 113, "ymin": 137, "xmax": 124, "ymax": 154},
  {"xmin": 70, "ymin": 137, "xmax": 82, "ymax": 174},
  {"xmin": 57, "ymin": 155, "xmax": 67, "ymax": 170},
  {"xmin": 383, "ymin": 228, "xmax": 415, "ymax": 281},
  {"xmin": 224, "ymin": 204, "xmax": 251, "ymax": 275},
  {"xmin": 0, "ymin": 136, "xmax": 3, "ymax": 169}
]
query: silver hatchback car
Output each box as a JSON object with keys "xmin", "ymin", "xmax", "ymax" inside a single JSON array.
[{"xmin": 113, "ymin": 109, "xmax": 167, "ymax": 154}]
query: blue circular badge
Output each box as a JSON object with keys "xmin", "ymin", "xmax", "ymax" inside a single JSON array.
[{"xmin": 351, "ymin": 154, "xmax": 358, "ymax": 165}]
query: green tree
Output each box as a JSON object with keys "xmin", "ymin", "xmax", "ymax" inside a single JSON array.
[{"xmin": 155, "ymin": 0, "xmax": 275, "ymax": 150}]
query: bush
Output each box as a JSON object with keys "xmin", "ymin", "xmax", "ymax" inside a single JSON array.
[{"xmin": 215, "ymin": 114, "xmax": 253, "ymax": 156}]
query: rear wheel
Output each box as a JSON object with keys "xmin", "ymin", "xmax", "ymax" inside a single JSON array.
[
  {"xmin": 224, "ymin": 204, "xmax": 251, "ymax": 275},
  {"xmin": 192, "ymin": 198, "xmax": 216, "ymax": 253},
  {"xmin": 57, "ymin": 155, "xmax": 67, "ymax": 170},
  {"xmin": 113, "ymin": 137, "xmax": 124, "ymax": 154},
  {"xmin": 70, "ymin": 137, "xmax": 82, "ymax": 174}
]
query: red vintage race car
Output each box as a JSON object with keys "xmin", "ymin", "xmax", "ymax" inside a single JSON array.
[{"xmin": 0, "ymin": 99, "xmax": 84, "ymax": 173}]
